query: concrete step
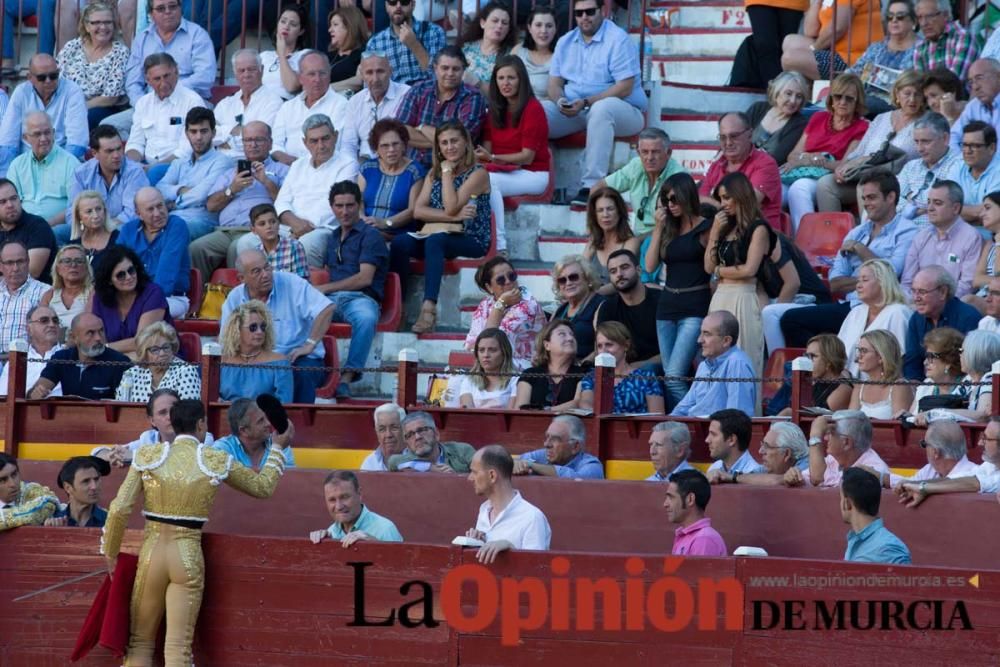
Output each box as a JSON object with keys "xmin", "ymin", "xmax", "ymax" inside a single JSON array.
[
  {"xmin": 645, "ymin": 3, "xmax": 749, "ymax": 30},
  {"xmin": 660, "ymin": 81, "xmax": 766, "ymax": 115},
  {"xmin": 537, "ymin": 205, "xmax": 587, "ymax": 236},
  {"xmin": 650, "ymin": 56, "xmax": 732, "ymax": 86},
  {"xmin": 647, "ymin": 28, "xmax": 749, "ymax": 57},
  {"xmin": 671, "ymin": 143, "xmax": 721, "ymax": 177},
  {"xmin": 538, "ymin": 234, "xmax": 588, "ymax": 264},
  {"xmin": 661, "ymin": 113, "xmax": 722, "ymax": 145}
]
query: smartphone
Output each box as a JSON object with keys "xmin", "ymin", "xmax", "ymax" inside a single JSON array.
[
  {"xmin": 237, "ymin": 159, "xmax": 252, "ymax": 174},
  {"xmin": 559, "ymin": 99, "xmax": 573, "ymax": 109}
]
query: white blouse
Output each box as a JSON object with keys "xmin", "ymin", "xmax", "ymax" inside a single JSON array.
[
  {"xmin": 458, "ymin": 375, "xmax": 519, "ymax": 408},
  {"xmin": 115, "ymin": 360, "xmax": 202, "ymax": 403},
  {"xmin": 260, "ymin": 50, "xmax": 304, "ymax": 101},
  {"xmin": 839, "ymin": 302, "xmax": 913, "ymax": 376}
]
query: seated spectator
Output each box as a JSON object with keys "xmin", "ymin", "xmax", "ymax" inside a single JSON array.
[
  {"xmin": 219, "ymin": 300, "xmax": 293, "ymax": 404},
  {"xmin": 788, "ymin": 410, "xmax": 890, "ymax": 488},
  {"xmin": 583, "ymin": 188, "xmax": 640, "ymax": 293},
  {"xmin": 715, "ymin": 421, "xmax": 808, "ymax": 487},
  {"xmin": 0, "ymin": 241, "xmax": 49, "ymax": 352},
  {"xmin": 700, "ymin": 112, "xmax": 782, "ymax": 232},
  {"xmin": 839, "ymin": 259, "xmax": 913, "ymax": 375},
  {"xmin": 901, "ymin": 181, "xmax": 983, "ymax": 299},
  {"xmin": 8, "ymin": 112, "xmax": 80, "ymax": 232},
  {"xmin": 886, "ymin": 419, "xmax": 979, "ymax": 487},
  {"xmin": 968, "ymin": 191, "xmax": 1000, "ymax": 312},
  {"xmin": 645, "ymin": 174, "xmax": 711, "ymax": 404},
  {"xmin": 68, "ymin": 124, "xmax": 150, "ymax": 236},
  {"xmin": 543, "ymin": 0, "xmax": 646, "ymax": 205},
  {"xmin": 396, "ymin": 46, "xmax": 487, "ymax": 169},
  {"xmin": 783, "ymin": 73, "xmax": 869, "ymax": 231},
  {"xmin": 340, "ymin": 52, "xmax": 411, "ymax": 163},
  {"xmin": 704, "ymin": 408, "xmax": 764, "ymax": 481},
  {"xmin": 213, "ymin": 50, "xmax": 283, "ymax": 160},
  {"xmin": 389, "ymin": 411, "xmax": 475, "ymax": 473},
  {"xmin": 902, "ymin": 327, "xmax": 965, "ymax": 424},
  {"xmin": 895, "ymin": 112, "xmax": 961, "ymax": 226},
  {"xmin": 848, "ymin": 329, "xmax": 913, "ymax": 418},
  {"xmin": 91, "ymin": 247, "xmax": 169, "ymax": 357},
  {"xmin": 246, "ymin": 204, "xmax": 309, "ymax": 279},
  {"xmin": 551, "ymin": 255, "xmax": 604, "ymax": 360},
  {"xmin": 124, "ymin": 53, "xmax": 208, "ymax": 175},
  {"xmin": 954, "ymin": 122, "xmax": 1000, "ymax": 225},
  {"xmin": 68, "ymin": 191, "xmax": 119, "ymax": 270},
  {"xmin": 465, "ymin": 256, "xmax": 546, "ymax": 368},
  {"xmin": 646, "ymin": 421, "xmax": 694, "ymax": 482},
  {"xmin": 955, "ymin": 329, "xmax": 1000, "ymax": 421},
  {"xmin": 813, "ymin": 70, "xmax": 925, "ymax": 218},
  {"xmin": 510, "ymin": 5, "xmax": 558, "ymax": 101},
  {"xmin": 910, "ymin": 0, "xmax": 978, "ymax": 82},
  {"xmin": 115, "ymin": 322, "xmax": 200, "ymax": 402},
  {"xmin": 665, "ymin": 469, "xmax": 727, "ymax": 557},
  {"xmin": 314, "ymin": 180, "xmax": 389, "ymax": 397},
  {"xmin": 361, "ymin": 403, "xmax": 407, "ymax": 471},
  {"xmin": 949, "ymin": 60, "xmax": 1000, "ymax": 153},
  {"xmin": 117, "ymin": 187, "xmax": 191, "ymax": 319},
  {"xmin": 0, "ymin": 54, "xmax": 88, "ymax": 176},
  {"xmin": 921, "ymin": 68, "xmax": 966, "ymax": 126},
  {"xmin": 847, "ymin": 0, "xmax": 920, "ymax": 116},
  {"xmin": 40, "ymin": 244, "xmax": 93, "ymax": 330},
  {"xmin": 980, "ymin": 275, "xmax": 1000, "ymax": 333},
  {"xmin": 0, "ymin": 304, "xmax": 64, "ymax": 397},
  {"xmin": 223, "ymin": 249, "xmax": 334, "ymax": 403},
  {"xmin": 92, "ymin": 389, "xmax": 197, "ymax": 466},
  {"xmin": 309, "ymin": 470, "xmax": 402, "ymax": 546},
  {"xmin": 779, "ymin": 0, "xmax": 883, "ymax": 81},
  {"xmin": 841, "ymin": 467, "xmax": 911, "ymax": 564},
  {"xmin": 760, "ymin": 232, "xmax": 835, "ymax": 353},
  {"xmin": 597, "ymin": 250, "xmax": 660, "ymax": 367},
  {"xmin": 272, "ymin": 53, "xmax": 349, "ymax": 166},
  {"xmin": 29, "ymin": 312, "xmax": 130, "ymax": 400},
  {"xmin": 358, "ymin": 119, "xmax": 426, "ymax": 239},
  {"xmin": 460, "ymin": 2, "xmax": 515, "ymax": 95},
  {"xmin": 260, "ymin": 4, "xmax": 309, "ymax": 101},
  {"xmin": 214, "ymin": 397, "xmax": 296, "ymax": 469},
  {"xmin": 0, "ymin": 180, "xmax": 57, "ymax": 281},
  {"xmin": 514, "ymin": 414, "xmax": 604, "ymax": 479},
  {"xmin": 46, "ymin": 455, "xmax": 110, "ymax": 527},
  {"xmin": 193, "ymin": 123, "xmax": 291, "ymax": 280},
  {"xmin": 577, "ymin": 321, "xmax": 664, "ymax": 415},
  {"xmin": 513, "ymin": 319, "xmax": 584, "ymax": 410},
  {"xmin": 0, "ymin": 452, "xmax": 59, "ymax": 530},
  {"xmin": 745, "ymin": 71, "xmax": 810, "ymax": 167},
  {"xmin": 459, "ymin": 328, "xmax": 519, "ymax": 408},
  {"xmin": 672, "ymin": 311, "xmax": 757, "ymax": 417},
  {"xmin": 368, "ymin": 0, "xmax": 445, "ymax": 86},
  {"xmin": 903, "ymin": 265, "xmax": 983, "ymax": 379},
  {"xmin": 896, "ymin": 416, "xmax": 1000, "ymax": 505},
  {"xmin": 272, "ymin": 114, "xmax": 359, "ymax": 267},
  {"xmin": 327, "ymin": 6, "xmax": 369, "ymax": 93},
  {"xmin": 466, "ymin": 445, "xmax": 551, "ymax": 563},
  {"xmin": 55, "ymin": 2, "xmax": 130, "ymax": 128},
  {"xmin": 389, "ymin": 120, "xmax": 492, "ymax": 334},
  {"xmin": 476, "ymin": 55, "xmax": 551, "ymax": 253},
  {"xmin": 786, "ymin": 334, "xmax": 853, "ymax": 415}
]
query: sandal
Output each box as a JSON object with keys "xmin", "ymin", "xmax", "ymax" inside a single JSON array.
[{"xmin": 411, "ymin": 302, "xmax": 437, "ymax": 334}]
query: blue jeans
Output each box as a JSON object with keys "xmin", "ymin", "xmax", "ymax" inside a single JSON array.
[
  {"xmin": 292, "ymin": 355, "xmax": 325, "ymax": 404},
  {"xmin": 183, "ymin": 218, "xmax": 217, "ymax": 243},
  {"xmin": 328, "ymin": 291, "xmax": 379, "ymax": 376},
  {"xmin": 389, "ymin": 233, "xmax": 486, "ymax": 302},
  {"xmin": 3, "ymin": 0, "xmax": 55, "ymax": 59},
  {"xmin": 53, "ymin": 222, "xmax": 72, "ymax": 246},
  {"xmin": 147, "ymin": 163, "xmax": 170, "ymax": 186},
  {"xmin": 656, "ymin": 317, "xmax": 703, "ymax": 409}
]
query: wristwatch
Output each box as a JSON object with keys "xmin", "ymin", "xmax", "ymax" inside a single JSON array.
[
  {"xmin": 808, "ymin": 436, "xmax": 823, "ymax": 447},
  {"xmin": 919, "ymin": 481, "xmax": 927, "ymax": 494},
  {"xmin": 224, "ymin": 186, "xmax": 233, "ymax": 198},
  {"xmin": 305, "ymin": 337, "xmax": 318, "ymax": 347},
  {"xmin": 385, "ymin": 218, "xmax": 393, "ymax": 228}
]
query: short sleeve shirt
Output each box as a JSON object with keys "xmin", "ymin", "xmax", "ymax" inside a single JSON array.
[
  {"xmin": 325, "ymin": 222, "xmax": 390, "ymax": 302},
  {"xmin": 40, "ymin": 347, "xmax": 130, "ymax": 399}
]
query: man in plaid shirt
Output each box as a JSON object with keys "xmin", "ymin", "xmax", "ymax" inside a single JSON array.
[
  {"xmin": 0, "ymin": 241, "xmax": 47, "ymax": 352},
  {"xmin": 912, "ymin": 0, "xmax": 980, "ymax": 81},
  {"xmin": 366, "ymin": 0, "xmax": 445, "ymax": 85}
]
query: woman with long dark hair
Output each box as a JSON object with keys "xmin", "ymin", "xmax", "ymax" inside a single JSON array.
[
  {"xmin": 260, "ymin": 3, "xmax": 310, "ymax": 100},
  {"xmin": 582, "ymin": 186, "xmax": 640, "ymax": 294},
  {"xmin": 91, "ymin": 245, "xmax": 169, "ymax": 357},
  {"xmin": 461, "ymin": 1, "xmax": 518, "ymax": 95},
  {"xmin": 510, "ymin": 5, "xmax": 559, "ymax": 101}
]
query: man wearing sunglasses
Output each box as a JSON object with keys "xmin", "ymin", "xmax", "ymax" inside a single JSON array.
[
  {"xmin": 367, "ymin": 0, "xmax": 445, "ymax": 85},
  {"xmin": 0, "ymin": 54, "xmax": 88, "ymax": 177},
  {"xmin": 979, "ymin": 276, "xmax": 1000, "ymax": 334},
  {"xmin": 543, "ymin": 0, "xmax": 647, "ymax": 206},
  {"xmin": 0, "ymin": 304, "xmax": 62, "ymax": 397}
]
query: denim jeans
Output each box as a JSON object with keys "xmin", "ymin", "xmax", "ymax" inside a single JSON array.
[
  {"xmin": 656, "ymin": 317, "xmax": 703, "ymax": 409},
  {"xmin": 292, "ymin": 355, "xmax": 325, "ymax": 404},
  {"xmin": 328, "ymin": 291, "xmax": 380, "ymax": 375},
  {"xmin": 389, "ymin": 232, "xmax": 486, "ymax": 302},
  {"xmin": 3, "ymin": 0, "xmax": 55, "ymax": 59},
  {"xmin": 183, "ymin": 218, "xmax": 218, "ymax": 243}
]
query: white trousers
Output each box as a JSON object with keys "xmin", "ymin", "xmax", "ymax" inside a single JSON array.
[
  {"xmin": 761, "ymin": 301, "xmax": 807, "ymax": 353},
  {"xmin": 488, "ymin": 169, "xmax": 549, "ymax": 252},
  {"xmin": 166, "ymin": 296, "xmax": 190, "ymax": 320},
  {"xmin": 786, "ymin": 178, "xmax": 819, "ymax": 235}
]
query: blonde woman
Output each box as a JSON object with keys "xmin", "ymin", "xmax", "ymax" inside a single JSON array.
[
  {"xmin": 849, "ymin": 329, "xmax": 913, "ymax": 419},
  {"xmin": 838, "ymin": 258, "xmax": 913, "ymax": 376},
  {"xmin": 901, "ymin": 327, "xmax": 966, "ymax": 424},
  {"xmin": 746, "ymin": 70, "xmax": 811, "ymax": 165},
  {"xmin": 41, "ymin": 244, "xmax": 94, "ymax": 329},
  {"xmin": 219, "ymin": 300, "xmax": 293, "ymax": 403},
  {"xmin": 458, "ymin": 328, "xmax": 519, "ymax": 408},
  {"xmin": 551, "ymin": 254, "xmax": 604, "ymax": 360},
  {"xmin": 115, "ymin": 322, "xmax": 200, "ymax": 402},
  {"xmin": 70, "ymin": 190, "xmax": 118, "ymax": 269}
]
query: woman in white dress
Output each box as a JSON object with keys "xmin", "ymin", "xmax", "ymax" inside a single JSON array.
[
  {"xmin": 838, "ymin": 258, "xmax": 912, "ymax": 376},
  {"xmin": 458, "ymin": 328, "xmax": 519, "ymax": 408}
]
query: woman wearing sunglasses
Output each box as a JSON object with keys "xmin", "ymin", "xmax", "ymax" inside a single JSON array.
[
  {"xmin": 898, "ymin": 326, "xmax": 965, "ymax": 425},
  {"xmin": 219, "ymin": 300, "xmax": 293, "ymax": 404},
  {"xmin": 551, "ymin": 254, "xmax": 604, "ymax": 360},
  {"xmin": 91, "ymin": 245, "xmax": 169, "ymax": 358},
  {"xmin": 41, "ymin": 244, "xmax": 94, "ymax": 330},
  {"xmin": 115, "ymin": 322, "xmax": 200, "ymax": 402},
  {"xmin": 464, "ymin": 256, "xmax": 546, "ymax": 368}
]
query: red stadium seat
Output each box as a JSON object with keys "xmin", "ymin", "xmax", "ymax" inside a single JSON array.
[
  {"xmin": 209, "ymin": 85, "xmax": 239, "ymax": 105},
  {"xmin": 795, "ymin": 212, "xmax": 854, "ymax": 269},
  {"xmin": 209, "ymin": 268, "xmax": 241, "ymax": 287},
  {"xmin": 448, "ymin": 350, "xmax": 475, "ymax": 368},
  {"xmin": 327, "ymin": 272, "xmax": 403, "ymax": 335},
  {"xmin": 552, "ymin": 131, "xmax": 639, "ymax": 150},
  {"xmin": 177, "ymin": 331, "xmax": 202, "ymax": 364},
  {"xmin": 314, "ymin": 334, "xmax": 341, "ymax": 399},
  {"xmin": 308, "ymin": 268, "xmax": 330, "ymax": 286}
]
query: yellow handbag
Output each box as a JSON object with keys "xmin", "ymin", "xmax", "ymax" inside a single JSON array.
[{"xmin": 197, "ymin": 283, "xmax": 232, "ymax": 319}]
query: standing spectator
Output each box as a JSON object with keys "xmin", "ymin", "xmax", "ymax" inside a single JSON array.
[
  {"xmin": 745, "ymin": 71, "xmax": 811, "ymax": 167},
  {"xmin": 838, "ymin": 259, "xmax": 913, "ymax": 376},
  {"xmin": 895, "ymin": 112, "xmax": 961, "ymax": 226},
  {"xmin": 954, "ymin": 122, "xmax": 1000, "ymax": 224},
  {"xmin": 730, "ymin": 0, "xmax": 807, "ymax": 89},
  {"xmin": 595, "ymin": 249, "xmax": 661, "ymax": 368},
  {"xmin": 465, "ymin": 256, "xmax": 547, "ymax": 368},
  {"xmin": 0, "ymin": 304, "xmax": 63, "ymax": 397},
  {"xmin": 0, "ymin": 55, "xmax": 88, "ymax": 175},
  {"xmin": 272, "ymin": 52, "xmax": 349, "ymax": 164},
  {"xmin": 848, "ymin": 329, "xmax": 913, "ymax": 418},
  {"xmin": 327, "ymin": 6, "xmax": 369, "ymax": 93},
  {"xmin": 841, "ymin": 467, "xmax": 911, "ymax": 564},
  {"xmin": 476, "ymin": 55, "xmax": 551, "ymax": 254},
  {"xmin": 68, "ymin": 125, "xmax": 150, "ymax": 237},
  {"xmin": 367, "ymin": 0, "xmax": 446, "ymax": 85},
  {"xmin": 340, "ymin": 52, "xmax": 411, "ymax": 163},
  {"xmin": 513, "ymin": 319, "xmax": 584, "ymax": 410},
  {"xmin": 0, "ymin": 181, "xmax": 57, "ymax": 281},
  {"xmin": 0, "ymin": 241, "xmax": 49, "ymax": 351},
  {"xmin": 358, "ymin": 119, "xmax": 425, "ymax": 238},
  {"xmin": 779, "ymin": 0, "xmax": 883, "ymax": 81},
  {"xmin": 903, "ymin": 265, "xmax": 983, "ymax": 379},
  {"xmin": 55, "ymin": 2, "xmax": 130, "ymax": 128},
  {"xmin": 213, "ymin": 50, "xmax": 284, "ymax": 160},
  {"xmin": 395, "ymin": 46, "xmax": 487, "ymax": 169},
  {"xmin": 115, "ymin": 322, "xmax": 200, "ymax": 402},
  {"xmin": 582, "ymin": 187, "xmax": 641, "ymax": 291},
  {"xmin": 544, "ymin": 0, "xmax": 647, "ymax": 205},
  {"xmin": 551, "ymin": 255, "xmax": 604, "ymax": 360},
  {"xmin": 577, "ymin": 321, "xmax": 664, "ymax": 415},
  {"xmin": 389, "ymin": 120, "xmax": 491, "ymax": 334},
  {"xmin": 911, "ymin": 0, "xmax": 979, "ymax": 83},
  {"xmin": 40, "ymin": 244, "xmax": 93, "ymax": 329},
  {"xmin": 665, "ymin": 469, "xmax": 727, "ymax": 556},
  {"xmin": 461, "ymin": 2, "xmax": 516, "ymax": 96},
  {"xmin": 29, "ymin": 312, "xmax": 130, "ymax": 400},
  {"xmin": 948, "ymin": 59, "xmax": 1000, "ymax": 153},
  {"xmin": 69, "ymin": 192, "xmax": 118, "ymax": 269},
  {"xmin": 847, "ymin": 0, "xmax": 920, "ymax": 116},
  {"xmin": 458, "ymin": 328, "xmax": 519, "ymax": 408},
  {"xmin": 510, "ymin": 5, "xmax": 558, "ymax": 101},
  {"xmin": 7, "ymin": 112, "xmax": 80, "ymax": 234},
  {"xmin": 91, "ymin": 245, "xmax": 170, "ymax": 356},
  {"xmin": 219, "ymin": 301, "xmax": 294, "ymax": 404},
  {"xmin": 260, "ymin": 4, "xmax": 310, "ymax": 101}
]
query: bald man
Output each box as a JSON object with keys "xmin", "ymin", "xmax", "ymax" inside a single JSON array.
[
  {"xmin": 30, "ymin": 313, "xmax": 130, "ymax": 400},
  {"xmin": 7, "ymin": 111, "xmax": 79, "ymax": 230}
]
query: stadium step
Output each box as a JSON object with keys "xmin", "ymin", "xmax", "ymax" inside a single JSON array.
[
  {"xmin": 646, "ymin": 28, "xmax": 750, "ymax": 57},
  {"xmin": 661, "ymin": 113, "xmax": 723, "ymax": 145},
  {"xmin": 649, "ymin": 55, "xmax": 734, "ymax": 86}
]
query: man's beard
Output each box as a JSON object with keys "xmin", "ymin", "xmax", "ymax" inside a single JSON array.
[{"xmin": 80, "ymin": 341, "xmax": 106, "ymax": 358}]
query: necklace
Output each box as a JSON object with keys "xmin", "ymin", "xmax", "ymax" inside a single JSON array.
[{"xmin": 240, "ymin": 349, "xmax": 262, "ymax": 362}]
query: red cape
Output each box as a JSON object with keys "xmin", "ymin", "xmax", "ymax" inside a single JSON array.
[{"xmin": 70, "ymin": 553, "xmax": 138, "ymax": 661}]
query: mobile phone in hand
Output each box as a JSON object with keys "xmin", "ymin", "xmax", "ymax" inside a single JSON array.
[{"xmin": 237, "ymin": 159, "xmax": 252, "ymax": 174}]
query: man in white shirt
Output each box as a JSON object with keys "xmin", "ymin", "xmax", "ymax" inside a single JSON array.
[
  {"xmin": 339, "ymin": 52, "xmax": 410, "ymax": 162},
  {"xmin": 214, "ymin": 49, "xmax": 283, "ymax": 160},
  {"xmin": 360, "ymin": 403, "xmax": 407, "ymax": 471},
  {"xmin": 786, "ymin": 410, "xmax": 890, "ymax": 488},
  {"xmin": 272, "ymin": 51, "xmax": 349, "ymax": 165},
  {"xmin": 465, "ymin": 445, "xmax": 551, "ymax": 564},
  {"xmin": 979, "ymin": 276, "xmax": 1000, "ymax": 333},
  {"xmin": 124, "ymin": 53, "xmax": 207, "ymax": 171},
  {"xmin": 273, "ymin": 114, "xmax": 360, "ymax": 267},
  {"xmin": 0, "ymin": 304, "xmax": 62, "ymax": 397},
  {"xmin": 885, "ymin": 419, "xmax": 979, "ymax": 487}
]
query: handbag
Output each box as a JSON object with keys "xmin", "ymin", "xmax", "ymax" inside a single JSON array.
[
  {"xmin": 780, "ymin": 165, "xmax": 832, "ymax": 185},
  {"xmin": 840, "ymin": 133, "xmax": 908, "ymax": 183},
  {"xmin": 197, "ymin": 283, "xmax": 232, "ymax": 319},
  {"xmin": 757, "ymin": 256, "xmax": 784, "ymax": 299},
  {"xmin": 917, "ymin": 394, "xmax": 967, "ymax": 412}
]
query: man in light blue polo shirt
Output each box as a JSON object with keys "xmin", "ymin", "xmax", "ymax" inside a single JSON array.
[
  {"xmin": 544, "ymin": 0, "xmax": 648, "ymax": 205},
  {"xmin": 671, "ymin": 311, "xmax": 756, "ymax": 418},
  {"xmin": 842, "ymin": 467, "xmax": 911, "ymax": 564},
  {"xmin": 212, "ymin": 398, "xmax": 296, "ymax": 470},
  {"xmin": 309, "ymin": 470, "xmax": 403, "ymax": 546},
  {"xmin": 514, "ymin": 415, "xmax": 604, "ymax": 480},
  {"xmin": 223, "ymin": 248, "xmax": 335, "ymax": 403},
  {"xmin": 704, "ymin": 408, "xmax": 765, "ymax": 484},
  {"xmin": 7, "ymin": 112, "xmax": 79, "ymax": 231},
  {"xmin": 646, "ymin": 421, "xmax": 695, "ymax": 482},
  {"xmin": 955, "ymin": 121, "xmax": 1000, "ymax": 237}
]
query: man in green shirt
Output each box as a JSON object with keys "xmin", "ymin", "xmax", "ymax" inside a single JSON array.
[
  {"xmin": 388, "ymin": 411, "xmax": 475, "ymax": 473},
  {"xmin": 7, "ymin": 111, "xmax": 79, "ymax": 231},
  {"xmin": 309, "ymin": 470, "xmax": 403, "ymax": 546}
]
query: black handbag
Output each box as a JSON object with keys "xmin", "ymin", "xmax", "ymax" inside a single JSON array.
[{"xmin": 917, "ymin": 394, "xmax": 967, "ymax": 412}]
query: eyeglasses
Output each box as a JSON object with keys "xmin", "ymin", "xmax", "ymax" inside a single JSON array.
[
  {"xmin": 404, "ymin": 425, "xmax": 434, "ymax": 439},
  {"xmin": 916, "ymin": 9, "xmax": 943, "ymax": 22},
  {"xmin": 0, "ymin": 258, "xmax": 28, "ymax": 267},
  {"xmin": 886, "ymin": 11, "xmax": 910, "ymax": 20},
  {"xmin": 574, "ymin": 7, "xmax": 597, "ymax": 16},
  {"xmin": 961, "ymin": 142, "xmax": 987, "ymax": 151},
  {"xmin": 386, "ymin": 0, "xmax": 412, "ymax": 6},
  {"xmin": 855, "ymin": 346, "xmax": 873, "ymax": 355},
  {"xmin": 557, "ymin": 272, "xmax": 581, "ymax": 286},
  {"xmin": 32, "ymin": 72, "xmax": 59, "ymax": 82},
  {"xmin": 245, "ymin": 322, "xmax": 267, "ymax": 333},
  {"xmin": 636, "ymin": 195, "xmax": 650, "ymax": 222},
  {"xmin": 113, "ymin": 265, "xmax": 137, "ymax": 281},
  {"xmin": 87, "ymin": 19, "xmax": 115, "ymax": 26},
  {"xmin": 978, "ymin": 433, "xmax": 1000, "ymax": 444},
  {"xmin": 717, "ymin": 128, "xmax": 750, "ymax": 143},
  {"xmin": 58, "ymin": 256, "xmax": 87, "ymax": 266},
  {"xmin": 151, "ymin": 2, "xmax": 180, "ymax": 12},
  {"xmin": 29, "ymin": 316, "xmax": 58, "ymax": 325},
  {"xmin": 805, "ymin": 352, "xmax": 820, "ymax": 360},
  {"xmin": 146, "ymin": 344, "xmax": 173, "ymax": 356},
  {"xmin": 493, "ymin": 271, "xmax": 518, "ymax": 287},
  {"xmin": 911, "ymin": 286, "xmax": 943, "ymax": 297},
  {"xmin": 925, "ymin": 351, "xmax": 944, "ymax": 361},
  {"xmin": 247, "ymin": 264, "xmax": 273, "ymax": 278},
  {"xmin": 830, "ymin": 93, "xmax": 857, "ymax": 104}
]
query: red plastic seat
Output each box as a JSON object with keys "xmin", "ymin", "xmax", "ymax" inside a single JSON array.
[
  {"xmin": 503, "ymin": 168, "xmax": 556, "ymax": 211},
  {"xmin": 448, "ymin": 350, "xmax": 475, "ymax": 368},
  {"xmin": 309, "ymin": 268, "xmax": 330, "ymax": 287},
  {"xmin": 314, "ymin": 334, "xmax": 342, "ymax": 399},
  {"xmin": 177, "ymin": 331, "xmax": 202, "ymax": 364},
  {"xmin": 209, "ymin": 85, "xmax": 239, "ymax": 106},
  {"xmin": 209, "ymin": 268, "xmax": 241, "ymax": 287},
  {"xmin": 795, "ymin": 212, "xmax": 854, "ymax": 269},
  {"xmin": 762, "ymin": 347, "xmax": 806, "ymax": 404}
]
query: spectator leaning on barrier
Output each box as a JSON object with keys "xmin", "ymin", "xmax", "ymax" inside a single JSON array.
[
  {"xmin": 361, "ymin": 403, "xmax": 407, "ymax": 472},
  {"xmin": 30, "ymin": 312, "xmax": 131, "ymax": 401},
  {"xmin": 389, "ymin": 411, "xmax": 476, "ymax": 473},
  {"xmin": 214, "ymin": 398, "xmax": 296, "ymax": 470},
  {"xmin": 787, "ymin": 410, "xmax": 890, "ymax": 488},
  {"xmin": 671, "ymin": 311, "xmax": 757, "ymax": 418},
  {"xmin": 514, "ymin": 415, "xmax": 604, "ymax": 479},
  {"xmin": 665, "ymin": 469, "xmax": 727, "ymax": 557},
  {"xmin": 715, "ymin": 421, "xmax": 809, "ymax": 487},
  {"xmin": 46, "ymin": 455, "xmax": 110, "ymax": 528},
  {"xmin": 884, "ymin": 419, "xmax": 979, "ymax": 488},
  {"xmin": 0, "ymin": 452, "xmax": 59, "ymax": 531},
  {"xmin": 902, "ymin": 265, "xmax": 982, "ymax": 380},
  {"xmin": 705, "ymin": 408, "xmax": 765, "ymax": 482},
  {"xmin": 0, "ymin": 304, "xmax": 63, "ymax": 397},
  {"xmin": 310, "ymin": 470, "xmax": 403, "ymax": 547},
  {"xmin": 841, "ymin": 467, "xmax": 911, "ymax": 565},
  {"xmin": 646, "ymin": 421, "xmax": 694, "ymax": 482}
]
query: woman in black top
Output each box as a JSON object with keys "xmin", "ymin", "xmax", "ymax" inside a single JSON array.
[
  {"xmin": 327, "ymin": 5, "xmax": 368, "ymax": 93},
  {"xmin": 644, "ymin": 173, "xmax": 711, "ymax": 408},
  {"xmin": 776, "ymin": 333, "xmax": 852, "ymax": 416},
  {"xmin": 551, "ymin": 254, "xmax": 605, "ymax": 361},
  {"xmin": 761, "ymin": 232, "xmax": 834, "ymax": 352},
  {"xmin": 513, "ymin": 319, "xmax": 584, "ymax": 410}
]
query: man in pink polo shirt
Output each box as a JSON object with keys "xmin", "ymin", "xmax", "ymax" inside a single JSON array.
[
  {"xmin": 699, "ymin": 111, "xmax": 782, "ymax": 229},
  {"xmin": 664, "ymin": 469, "xmax": 728, "ymax": 557},
  {"xmin": 784, "ymin": 410, "xmax": 890, "ymax": 488}
]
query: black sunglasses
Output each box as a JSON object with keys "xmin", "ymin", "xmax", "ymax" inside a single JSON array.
[
  {"xmin": 494, "ymin": 271, "xmax": 518, "ymax": 287},
  {"xmin": 246, "ymin": 322, "xmax": 268, "ymax": 333},
  {"xmin": 114, "ymin": 265, "xmax": 137, "ymax": 281},
  {"xmin": 33, "ymin": 72, "xmax": 59, "ymax": 82},
  {"xmin": 574, "ymin": 7, "xmax": 597, "ymax": 16},
  {"xmin": 386, "ymin": 0, "xmax": 412, "ymax": 5},
  {"xmin": 557, "ymin": 272, "xmax": 581, "ymax": 286},
  {"xmin": 636, "ymin": 195, "xmax": 650, "ymax": 222}
]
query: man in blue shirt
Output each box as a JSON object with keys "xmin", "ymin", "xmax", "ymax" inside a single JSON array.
[
  {"xmin": 954, "ymin": 121, "xmax": 1000, "ymax": 230},
  {"xmin": 316, "ymin": 181, "xmax": 388, "ymax": 398},
  {"xmin": 903, "ymin": 266, "xmax": 982, "ymax": 379},
  {"xmin": 367, "ymin": 0, "xmax": 445, "ymax": 85},
  {"xmin": 46, "ymin": 456, "xmax": 110, "ymax": 528},
  {"xmin": 514, "ymin": 415, "xmax": 604, "ymax": 479},
  {"xmin": 309, "ymin": 470, "xmax": 403, "ymax": 546},
  {"xmin": 704, "ymin": 409, "xmax": 765, "ymax": 482},
  {"xmin": 948, "ymin": 59, "xmax": 1000, "ymax": 152},
  {"xmin": 213, "ymin": 398, "xmax": 296, "ymax": 470},
  {"xmin": 29, "ymin": 313, "xmax": 130, "ymax": 400},
  {"xmin": 672, "ymin": 311, "xmax": 756, "ymax": 417},
  {"xmin": 842, "ymin": 467, "xmax": 911, "ymax": 564},
  {"xmin": 646, "ymin": 421, "xmax": 694, "ymax": 482},
  {"xmin": 544, "ymin": 0, "xmax": 648, "ymax": 204}
]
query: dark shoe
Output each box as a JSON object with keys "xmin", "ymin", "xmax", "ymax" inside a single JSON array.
[
  {"xmin": 570, "ymin": 188, "xmax": 591, "ymax": 206},
  {"xmin": 335, "ymin": 382, "xmax": 351, "ymax": 399}
]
